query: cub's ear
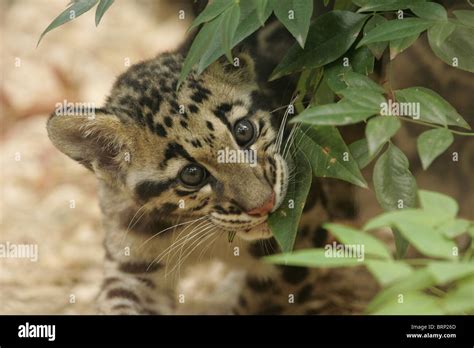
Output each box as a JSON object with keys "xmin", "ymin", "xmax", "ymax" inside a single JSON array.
[
  {"xmin": 206, "ymin": 51, "xmax": 257, "ymax": 85},
  {"xmin": 47, "ymin": 108, "xmax": 130, "ymax": 176}
]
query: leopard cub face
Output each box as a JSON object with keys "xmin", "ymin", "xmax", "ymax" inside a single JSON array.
[{"xmin": 47, "ymin": 52, "xmax": 288, "ymax": 241}]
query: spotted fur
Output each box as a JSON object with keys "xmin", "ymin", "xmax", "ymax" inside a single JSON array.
[{"xmin": 47, "ymin": 15, "xmax": 359, "ymax": 315}]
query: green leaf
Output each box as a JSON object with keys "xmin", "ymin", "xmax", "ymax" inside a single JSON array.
[
  {"xmin": 350, "ymin": 46, "xmax": 375, "ymax": 74},
  {"xmin": 338, "ymin": 87, "xmax": 386, "ymax": 110},
  {"xmin": 268, "ymin": 151, "xmax": 312, "ymax": 253},
  {"xmin": 428, "ymin": 22, "xmax": 474, "ymax": 73},
  {"xmin": 373, "ymin": 144, "xmax": 416, "ymax": 258},
  {"xmin": 395, "ymin": 87, "xmax": 470, "ymax": 129},
  {"xmin": 367, "ymin": 268, "xmax": 437, "ymax": 312},
  {"xmin": 195, "ymin": 0, "xmax": 273, "ymax": 75},
  {"xmin": 427, "ymin": 262, "xmax": 474, "ymax": 284},
  {"xmin": 295, "ymin": 68, "xmax": 322, "ymax": 112},
  {"xmin": 358, "ymin": 18, "xmax": 434, "ymax": 47},
  {"xmin": 343, "ymin": 71, "xmax": 385, "ymax": 93},
  {"xmin": 366, "ymin": 117, "xmax": 401, "ymax": 156},
  {"xmin": 178, "ymin": 16, "xmax": 223, "ymax": 89},
  {"xmin": 334, "ymin": 0, "xmax": 355, "ymax": 11},
  {"xmin": 396, "ymin": 221, "xmax": 457, "ymax": 260},
  {"xmin": 416, "ymin": 128, "xmax": 454, "ymax": 170},
  {"xmin": 324, "ymin": 63, "xmax": 352, "ymax": 93},
  {"xmin": 95, "ymin": 0, "xmax": 114, "ymax": 26},
  {"xmin": 291, "ymin": 100, "xmax": 377, "ymax": 126},
  {"xmin": 389, "ymin": 33, "xmax": 419, "ymax": 60},
  {"xmin": 427, "ymin": 21, "xmax": 456, "ymax": 46},
  {"xmin": 37, "ymin": 0, "xmax": 99, "ymax": 46},
  {"xmin": 364, "ymin": 209, "xmax": 451, "ymax": 231},
  {"xmin": 313, "ymin": 78, "xmax": 336, "ymax": 105},
  {"xmin": 363, "ymin": 15, "xmax": 388, "ymax": 60},
  {"xmin": 264, "ymin": 249, "xmax": 363, "ymax": 267},
  {"xmin": 295, "ymin": 126, "xmax": 367, "ymax": 188},
  {"xmin": 453, "ymin": 10, "xmax": 474, "ymax": 28},
  {"xmin": 221, "ymin": 4, "xmax": 240, "ymax": 62},
  {"xmin": 365, "ymin": 260, "xmax": 413, "ymax": 286},
  {"xmin": 188, "ymin": 0, "xmax": 233, "ymax": 31},
  {"xmin": 270, "ymin": 11, "xmax": 368, "ymax": 80},
  {"xmin": 255, "ymin": 0, "xmax": 270, "ymax": 26},
  {"xmin": 409, "ymin": 2, "xmax": 447, "ymax": 21},
  {"xmin": 418, "ymin": 190, "xmax": 458, "ymax": 218},
  {"xmin": 324, "ymin": 223, "xmax": 392, "ymax": 259},
  {"xmin": 371, "ymin": 291, "xmax": 443, "ymax": 315},
  {"xmin": 436, "ymin": 219, "xmax": 470, "ymax": 239},
  {"xmin": 273, "ymin": 0, "xmax": 313, "ymax": 48},
  {"xmin": 373, "ymin": 144, "xmax": 417, "ymax": 211},
  {"xmin": 323, "ymin": 55, "xmax": 379, "ymax": 94},
  {"xmin": 443, "ymin": 276, "xmax": 474, "ymax": 314},
  {"xmin": 354, "ymin": 0, "xmax": 426, "ymax": 12},
  {"xmin": 348, "ymin": 138, "xmax": 382, "ymax": 169}
]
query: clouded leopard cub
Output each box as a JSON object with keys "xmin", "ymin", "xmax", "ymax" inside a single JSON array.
[{"xmin": 47, "ymin": 22, "xmax": 357, "ymax": 315}]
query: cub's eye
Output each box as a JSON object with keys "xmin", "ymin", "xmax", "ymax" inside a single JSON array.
[
  {"xmin": 179, "ymin": 164, "xmax": 207, "ymax": 187},
  {"xmin": 233, "ymin": 119, "xmax": 255, "ymax": 147}
]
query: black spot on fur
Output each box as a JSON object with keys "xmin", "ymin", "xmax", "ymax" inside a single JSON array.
[
  {"xmin": 174, "ymin": 189, "xmax": 194, "ymax": 197},
  {"xmin": 180, "ymin": 120, "xmax": 188, "ymax": 129},
  {"xmin": 191, "ymin": 139, "xmax": 202, "ymax": 148},
  {"xmin": 191, "ymin": 90, "xmax": 209, "ymax": 103},
  {"xmin": 296, "ymin": 284, "xmax": 313, "ymax": 303},
  {"xmin": 164, "ymin": 116, "xmax": 173, "ymax": 127},
  {"xmin": 107, "ymin": 288, "xmax": 141, "ymax": 303},
  {"xmin": 189, "ymin": 104, "xmax": 199, "ymax": 113},
  {"xmin": 155, "ymin": 123, "xmax": 167, "ymax": 137},
  {"xmin": 206, "ymin": 121, "xmax": 214, "ymax": 131},
  {"xmin": 119, "ymin": 261, "xmax": 162, "ymax": 274},
  {"xmin": 169, "ymin": 100, "xmax": 180, "ymax": 113},
  {"xmin": 191, "ymin": 198, "xmax": 209, "ymax": 211},
  {"xmin": 246, "ymin": 276, "xmax": 274, "ymax": 293},
  {"xmin": 136, "ymin": 277, "xmax": 156, "ymax": 289},
  {"xmin": 102, "ymin": 277, "xmax": 120, "ymax": 288},
  {"xmin": 279, "ymin": 266, "xmax": 309, "ymax": 285},
  {"xmin": 312, "ymin": 226, "xmax": 329, "ymax": 248},
  {"xmin": 213, "ymin": 103, "xmax": 233, "ymax": 131},
  {"xmin": 248, "ymin": 238, "xmax": 279, "ymax": 257},
  {"xmin": 163, "ymin": 142, "xmax": 195, "ymax": 166},
  {"xmin": 135, "ymin": 179, "xmax": 175, "ymax": 202}
]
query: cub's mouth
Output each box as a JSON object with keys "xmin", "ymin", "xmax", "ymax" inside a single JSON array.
[
  {"xmin": 235, "ymin": 220, "xmax": 273, "ymax": 241},
  {"xmin": 213, "ymin": 154, "xmax": 289, "ymax": 242}
]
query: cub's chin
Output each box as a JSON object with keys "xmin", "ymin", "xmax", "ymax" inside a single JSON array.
[{"xmin": 236, "ymin": 221, "xmax": 273, "ymax": 241}]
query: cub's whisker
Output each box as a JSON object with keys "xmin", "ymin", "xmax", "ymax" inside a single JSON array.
[{"xmin": 139, "ymin": 215, "xmax": 209, "ymax": 249}]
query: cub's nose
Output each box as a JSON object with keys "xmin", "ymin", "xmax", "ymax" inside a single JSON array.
[{"xmin": 246, "ymin": 192, "xmax": 275, "ymax": 217}]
